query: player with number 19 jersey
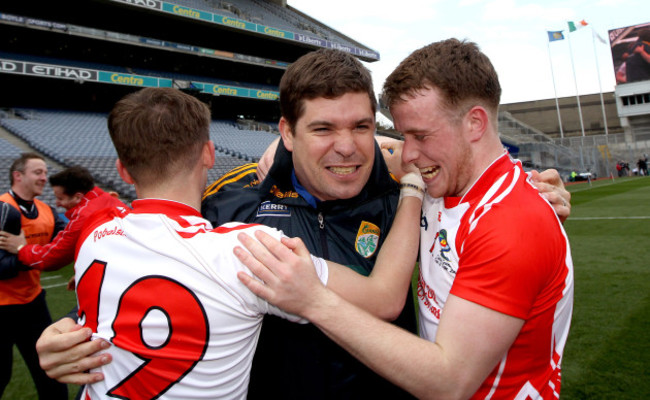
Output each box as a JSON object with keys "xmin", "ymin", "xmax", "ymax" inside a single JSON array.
[{"xmin": 74, "ymin": 199, "xmax": 328, "ymax": 400}]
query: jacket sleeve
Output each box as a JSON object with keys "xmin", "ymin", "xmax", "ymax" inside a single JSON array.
[
  {"xmin": 18, "ymin": 207, "xmax": 81, "ymax": 271},
  {"xmin": 0, "ymin": 201, "xmax": 29, "ymax": 279},
  {"xmin": 0, "ymin": 252, "xmax": 29, "ymax": 280}
]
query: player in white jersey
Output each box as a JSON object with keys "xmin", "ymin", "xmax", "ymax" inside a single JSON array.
[
  {"xmin": 62, "ymin": 87, "xmax": 422, "ymax": 399},
  {"xmin": 75, "ymin": 201, "xmax": 326, "ymax": 399},
  {"xmin": 233, "ymin": 39, "xmax": 574, "ymax": 400}
]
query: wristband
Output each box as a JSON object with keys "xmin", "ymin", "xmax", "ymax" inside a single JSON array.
[
  {"xmin": 17, "ymin": 244, "xmax": 25, "ymax": 253},
  {"xmin": 399, "ymin": 172, "xmax": 426, "ymax": 201}
]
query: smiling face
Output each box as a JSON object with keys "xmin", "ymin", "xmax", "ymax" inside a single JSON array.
[
  {"xmin": 392, "ymin": 87, "xmax": 474, "ymax": 199},
  {"xmin": 52, "ymin": 186, "xmax": 83, "ymax": 211},
  {"xmin": 14, "ymin": 158, "xmax": 48, "ymax": 200},
  {"xmin": 281, "ymin": 92, "xmax": 376, "ymax": 201}
]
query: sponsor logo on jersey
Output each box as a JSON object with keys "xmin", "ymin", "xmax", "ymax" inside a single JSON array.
[
  {"xmin": 355, "ymin": 221, "xmax": 380, "ymax": 258},
  {"xmin": 256, "ymin": 201, "xmax": 291, "ymax": 217}
]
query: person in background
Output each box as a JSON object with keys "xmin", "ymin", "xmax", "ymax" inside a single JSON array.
[
  {"xmin": 0, "ymin": 165, "xmax": 126, "ymax": 278},
  {"xmin": 0, "ymin": 152, "xmax": 68, "ymax": 399}
]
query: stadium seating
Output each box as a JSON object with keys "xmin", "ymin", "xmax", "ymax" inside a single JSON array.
[{"xmin": 0, "ymin": 109, "xmax": 274, "ymax": 204}]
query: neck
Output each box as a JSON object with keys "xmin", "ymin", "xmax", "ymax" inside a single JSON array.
[
  {"xmin": 134, "ymin": 174, "xmax": 204, "ymax": 211},
  {"xmin": 11, "ymin": 187, "xmax": 34, "ymax": 202},
  {"xmin": 461, "ymin": 132, "xmax": 508, "ymax": 197}
]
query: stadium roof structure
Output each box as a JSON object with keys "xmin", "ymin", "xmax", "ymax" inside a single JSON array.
[{"xmin": 0, "ymin": 0, "xmax": 379, "ymax": 120}]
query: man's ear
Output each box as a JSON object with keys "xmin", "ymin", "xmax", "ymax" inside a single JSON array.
[
  {"xmin": 203, "ymin": 140, "xmax": 216, "ymax": 169},
  {"xmin": 73, "ymin": 192, "xmax": 84, "ymax": 203},
  {"xmin": 279, "ymin": 117, "xmax": 294, "ymax": 152},
  {"xmin": 11, "ymin": 170, "xmax": 22, "ymax": 184},
  {"xmin": 115, "ymin": 159, "xmax": 134, "ymax": 185},
  {"xmin": 465, "ymin": 106, "xmax": 489, "ymax": 143}
]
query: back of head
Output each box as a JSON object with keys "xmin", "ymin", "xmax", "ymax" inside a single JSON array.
[
  {"xmin": 49, "ymin": 165, "xmax": 95, "ymax": 196},
  {"xmin": 280, "ymin": 49, "xmax": 376, "ymax": 131},
  {"xmin": 382, "ymin": 38, "xmax": 501, "ymax": 121},
  {"xmin": 107, "ymin": 87, "xmax": 211, "ymax": 184},
  {"xmin": 9, "ymin": 152, "xmax": 44, "ymax": 186}
]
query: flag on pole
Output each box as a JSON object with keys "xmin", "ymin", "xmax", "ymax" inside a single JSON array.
[
  {"xmin": 568, "ymin": 20, "xmax": 588, "ymax": 32},
  {"xmin": 548, "ymin": 30, "xmax": 565, "ymax": 42},
  {"xmin": 592, "ymin": 29, "xmax": 607, "ymax": 44}
]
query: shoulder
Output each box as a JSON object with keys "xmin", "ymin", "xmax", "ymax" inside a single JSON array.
[
  {"xmin": 201, "ymin": 184, "xmax": 262, "ymax": 226},
  {"xmin": 203, "ymin": 163, "xmax": 259, "ymax": 199},
  {"xmin": 0, "ymin": 201, "xmax": 22, "ymax": 234}
]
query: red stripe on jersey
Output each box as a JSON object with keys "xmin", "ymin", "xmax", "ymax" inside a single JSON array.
[{"xmin": 211, "ymin": 223, "xmax": 262, "ymax": 234}]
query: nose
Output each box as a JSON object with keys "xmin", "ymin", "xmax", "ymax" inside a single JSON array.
[
  {"xmin": 333, "ymin": 131, "xmax": 357, "ymax": 158},
  {"xmin": 401, "ymin": 136, "xmax": 419, "ymax": 165}
]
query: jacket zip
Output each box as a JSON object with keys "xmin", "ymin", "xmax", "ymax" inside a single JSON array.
[{"xmin": 317, "ymin": 211, "xmax": 329, "ymax": 259}]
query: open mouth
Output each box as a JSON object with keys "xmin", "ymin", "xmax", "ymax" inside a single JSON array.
[
  {"xmin": 328, "ymin": 166, "xmax": 357, "ymax": 175},
  {"xmin": 420, "ymin": 166, "xmax": 440, "ymax": 180}
]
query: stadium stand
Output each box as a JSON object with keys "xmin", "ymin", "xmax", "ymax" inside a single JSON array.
[
  {"xmin": 0, "ymin": 0, "xmax": 380, "ymax": 204},
  {"xmin": 0, "ymin": 109, "xmax": 276, "ymax": 203}
]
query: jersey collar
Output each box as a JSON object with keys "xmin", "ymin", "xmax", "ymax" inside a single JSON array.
[{"xmin": 131, "ymin": 198, "xmax": 202, "ymax": 218}]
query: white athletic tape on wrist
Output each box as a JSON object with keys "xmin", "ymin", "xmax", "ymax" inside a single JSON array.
[{"xmin": 399, "ymin": 172, "xmax": 426, "ymax": 201}]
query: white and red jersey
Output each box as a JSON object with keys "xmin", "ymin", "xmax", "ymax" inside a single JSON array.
[
  {"xmin": 418, "ymin": 153, "xmax": 573, "ymax": 399},
  {"xmin": 74, "ymin": 199, "xmax": 328, "ymax": 400}
]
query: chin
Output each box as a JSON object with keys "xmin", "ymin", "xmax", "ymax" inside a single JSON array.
[{"xmin": 327, "ymin": 187, "xmax": 363, "ymax": 201}]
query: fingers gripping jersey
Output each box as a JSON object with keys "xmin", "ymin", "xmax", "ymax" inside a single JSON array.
[
  {"xmin": 75, "ymin": 199, "xmax": 328, "ymax": 400},
  {"xmin": 418, "ymin": 154, "xmax": 574, "ymax": 399}
]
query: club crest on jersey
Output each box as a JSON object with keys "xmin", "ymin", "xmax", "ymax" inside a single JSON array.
[
  {"xmin": 436, "ymin": 229, "xmax": 451, "ymax": 261},
  {"xmin": 355, "ymin": 221, "xmax": 380, "ymax": 258},
  {"xmin": 256, "ymin": 201, "xmax": 291, "ymax": 217}
]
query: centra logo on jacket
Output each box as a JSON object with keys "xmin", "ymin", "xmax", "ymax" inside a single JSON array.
[{"xmin": 356, "ymin": 221, "xmax": 380, "ymax": 258}]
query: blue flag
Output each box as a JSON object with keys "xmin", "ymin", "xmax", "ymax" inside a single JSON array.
[{"xmin": 547, "ymin": 30, "xmax": 565, "ymax": 42}]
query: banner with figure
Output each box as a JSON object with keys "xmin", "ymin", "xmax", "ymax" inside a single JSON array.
[{"xmin": 608, "ymin": 22, "xmax": 650, "ymax": 84}]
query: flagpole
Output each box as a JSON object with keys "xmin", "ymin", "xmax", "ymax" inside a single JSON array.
[
  {"xmin": 566, "ymin": 27, "xmax": 586, "ymax": 137},
  {"xmin": 547, "ymin": 39, "xmax": 565, "ymax": 138},
  {"xmin": 591, "ymin": 28, "xmax": 609, "ymax": 136}
]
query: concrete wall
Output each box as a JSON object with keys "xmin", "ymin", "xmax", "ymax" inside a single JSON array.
[{"xmin": 500, "ymin": 92, "xmax": 621, "ymax": 138}]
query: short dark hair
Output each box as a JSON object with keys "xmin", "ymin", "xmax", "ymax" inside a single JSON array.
[
  {"xmin": 49, "ymin": 166, "xmax": 95, "ymax": 196},
  {"xmin": 280, "ymin": 49, "xmax": 376, "ymax": 133},
  {"xmin": 9, "ymin": 152, "xmax": 45, "ymax": 185},
  {"xmin": 107, "ymin": 87, "xmax": 211, "ymax": 184},
  {"xmin": 382, "ymin": 38, "xmax": 501, "ymax": 120}
]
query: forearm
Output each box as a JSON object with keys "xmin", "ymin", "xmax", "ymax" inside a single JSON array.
[
  {"xmin": 327, "ymin": 181, "xmax": 422, "ymax": 319},
  {"xmin": 306, "ymin": 289, "xmax": 464, "ymax": 400},
  {"xmin": 19, "ymin": 225, "xmax": 79, "ymax": 270}
]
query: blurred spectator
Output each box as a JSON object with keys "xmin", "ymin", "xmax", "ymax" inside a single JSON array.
[
  {"xmin": 638, "ymin": 157, "xmax": 648, "ymax": 176},
  {"xmin": 0, "ymin": 153, "xmax": 68, "ymax": 399},
  {"xmin": 0, "ymin": 165, "xmax": 126, "ymax": 274}
]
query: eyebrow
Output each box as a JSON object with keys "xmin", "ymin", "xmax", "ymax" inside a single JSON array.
[{"xmin": 306, "ymin": 117, "xmax": 374, "ymax": 129}]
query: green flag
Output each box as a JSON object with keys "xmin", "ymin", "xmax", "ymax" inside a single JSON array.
[{"xmin": 568, "ymin": 20, "xmax": 588, "ymax": 32}]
